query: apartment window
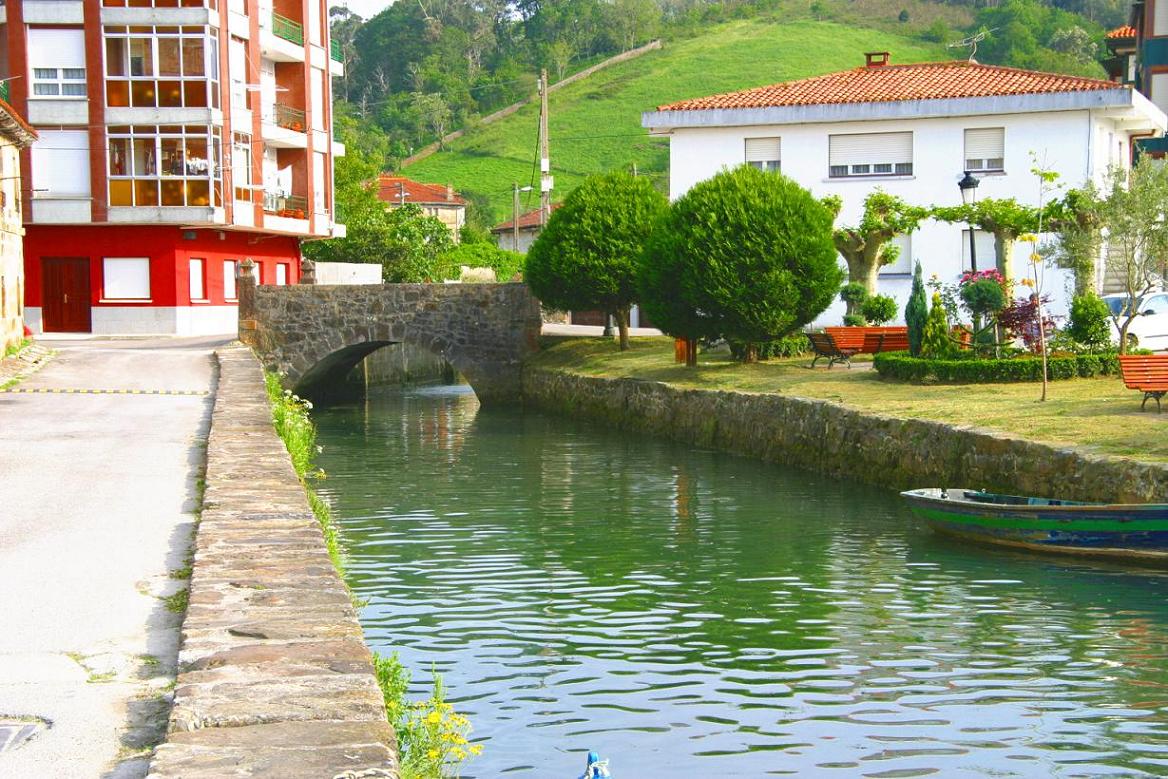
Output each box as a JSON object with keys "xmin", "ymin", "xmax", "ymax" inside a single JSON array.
[
  {"xmin": 189, "ymin": 258, "xmax": 206, "ymax": 301},
  {"xmin": 745, "ymin": 137, "xmax": 781, "ymax": 173},
  {"xmin": 103, "ymin": 258, "xmax": 151, "ymax": 300},
  {"xmin": 879, "ymin": 234, "xmax": 912, "ymax": 276},
  {"xmin": 28, "ymin": 29, "xmax": 87, "ymax": 99},
  {"xmin": 108, "ymin": 125, "xmax": 222, "ymax": 208},
  {"xmin": 31, "ymin": 130, "xmax": 91, "ymax": 198},
  {"xmin": 964, "ymin": 128, "xmax": 1004, "ymax": 173},
  {"xmin": 961, "ymin": 229, "xmax": 997, "ymax": 272},
  {"xmin": 828, "ymin": 132, "xmax": 912, "ymax": 178},
  {"xmin": 233, "ymin": 133, "xmax": 253, "ymax": 201},
  {"xmin": 276, "ymin": 263, "xmax": 288, "ymax": 286},
  {"xmin": 223, "ymin": 259, "xmax": 238, "ymax": 300},
  {"xmin": 253, "ymin": 261, "xmax": 264, "ymax": 286},
  {"xmin": 104, "ymin": 26, "xmax": 219, "ymax": 110}
]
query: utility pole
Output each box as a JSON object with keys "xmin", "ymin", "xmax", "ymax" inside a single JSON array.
[
  {"xmin": 539, "ymin": 68, "xmax": 552, "ymax": 225},
  {"xmin": 512, "ymin": 182, "xmax": 521, "ymax": 252}
]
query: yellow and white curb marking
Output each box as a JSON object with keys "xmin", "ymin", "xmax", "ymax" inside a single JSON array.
[{"xmin": 0, "ymin": 388, "xmax": 208, "ymax": 396}]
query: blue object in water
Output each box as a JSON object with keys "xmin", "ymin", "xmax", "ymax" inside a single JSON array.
[{"xmin": 579, "ymin": 750, "xmax": 612, "ymax": 778}]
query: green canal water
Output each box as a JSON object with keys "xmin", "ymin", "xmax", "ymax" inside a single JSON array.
[{"xmin": 313, "ymin": 384, "xmax": 1168, "ymax": 778}]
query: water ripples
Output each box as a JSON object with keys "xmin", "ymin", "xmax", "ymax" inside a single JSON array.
[{"xmin": 313, "ymin": 386, "xmax": 1168, "ymax": 777}]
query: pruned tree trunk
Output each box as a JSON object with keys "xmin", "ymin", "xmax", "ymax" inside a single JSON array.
[
  {"xmin": 743, "ymin": 343, "xmax": 759, "ymax": 363},
  {"xmin": 686, "ymin": 337, "xmax": 698, "ymax": 367},
  {"xmin": 616, "ymin": 306, "xmax": 630, "ymax": 351}
]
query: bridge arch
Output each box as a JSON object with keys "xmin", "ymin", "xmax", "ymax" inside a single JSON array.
[{"xmin": 239, "ymin": 277, "xmax": 542, "ymax": 405}]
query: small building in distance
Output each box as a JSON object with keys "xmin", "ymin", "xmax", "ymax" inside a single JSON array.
[
  {"xmin": 0, "ymin": 99, "xmax": 36, "ymax": 353},
  {"xmin": 492, "ymin": 203, "xmax": 561, "ymax": 253},
  {"xmin": 377, "ymin": 175, "xmax": 466, "ymax": 241}
]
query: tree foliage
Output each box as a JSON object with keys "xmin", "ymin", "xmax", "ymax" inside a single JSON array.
[
  {"xmin": 905, "ymin": 261, "xmax": 928, "ymax": 357},
  {"xmin": 525, "ymin": 171, "xmax": 667, "ymax": 349},
  {"xmin": 823, "ymin": 191, "xmax": 927, "ymax": 302},
  {"xmin": 932, "ymin": 198, "xmax": 1043, "ymax": 274},
  {"xmin": 638, "ymin": 166, "xmax": 841, "ymax": 362}
]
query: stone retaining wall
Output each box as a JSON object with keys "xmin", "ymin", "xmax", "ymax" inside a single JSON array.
[
  {"xmin": 149, "ymin": 346, "xmax": 397, "ymax": 778},
  {"xmin": 523, "ymin": 369, "xmax": 1168, "ymax": 503}
]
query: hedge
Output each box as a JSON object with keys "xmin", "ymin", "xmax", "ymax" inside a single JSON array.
[{"xmin": 872, "ymin": 351, "xmax": 1121, "ymax": 383}]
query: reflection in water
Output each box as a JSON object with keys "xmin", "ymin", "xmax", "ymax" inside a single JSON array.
[{"xmin": 313, "ymin": 385, "xmax": 1168, "ymax": 778}]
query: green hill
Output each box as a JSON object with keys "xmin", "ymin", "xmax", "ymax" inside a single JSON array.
[{"xmin": 403, "ymin": 19, "xmax": 947, "ymax": 224}]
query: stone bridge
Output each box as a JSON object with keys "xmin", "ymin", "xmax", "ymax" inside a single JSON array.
[{"xmin": 237, "ymin": 262, "xmax": 543, "ymax": 404}]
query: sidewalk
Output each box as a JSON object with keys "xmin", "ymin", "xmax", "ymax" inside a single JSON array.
[{"xmin": 0, "ymin": 336, "xmax": 225, "ymax": 778}]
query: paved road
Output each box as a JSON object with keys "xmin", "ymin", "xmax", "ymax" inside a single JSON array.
[{"xmin": 0, "ymin": 337, "xmax": 225, "ymax": 778}]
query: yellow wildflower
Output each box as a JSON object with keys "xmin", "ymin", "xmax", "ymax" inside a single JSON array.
[
  {"xmin": 1019, "ymin": 278, "xmax": 1034, "ymax": 287},
  {"xmin": 1030, "ymin": 253, "xmax": 1042, "ymax": 263},
  {"xmin": 452, "ymin": 748, "xmax": 466, "ymax": 761},
  {"xmin": 470, "ymin": 744, "xmax": 484, "ymax": 756},
  {"xmin": 426, "ymin": 711, "xmax": 442, "ymax": 724},
  {"xmin": 427, "ymin": 748, "xmax": 440, "ymax": 759},
  {"xmin": 1018, "ymin": 233, "xmax": 1039, "ymax": 244}
]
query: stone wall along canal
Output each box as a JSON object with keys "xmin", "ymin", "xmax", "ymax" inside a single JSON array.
[{"xmin": 313, "ymin": 384, "xmax": 1168, "ymax": 778}]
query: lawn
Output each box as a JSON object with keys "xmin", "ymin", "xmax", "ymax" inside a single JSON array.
[
  {"xmin": 404, "ymin": 19, "xmax": 947, "ymax": 222},
  {"xmin": 531, "ymin": 337, "xmax": 1168, "ymax": 463}
]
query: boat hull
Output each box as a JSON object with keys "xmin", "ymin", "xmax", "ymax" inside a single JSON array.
[{"xmin": 901, "ymin": 489, "xmax": 1168, "ymax": 564}]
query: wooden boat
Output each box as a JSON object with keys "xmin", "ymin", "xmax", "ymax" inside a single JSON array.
[{"xmin": 900, "ymin": 488, "xmax": 1168, "ymax": 564}]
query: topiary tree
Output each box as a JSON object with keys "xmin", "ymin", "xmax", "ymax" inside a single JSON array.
[
  {"xmin": 639, "ymin": 166, "xmax": 842, "ymax": 363},
  {"xmin": 905, "ymin": 261, "xmax": 928, "ymax": 356},
  {"xmin": 861, "ymin": 294, "xmax": 898, "ymax": 326},
  {"xmin": 921, "ymin": 293, "xmax": 955, "ymax": 359},
  {"xmin": 525, "ymin": 171, "xmax": 668, "ymax": 350},
  {"xmin": 822, "ymin": 190, "xmax": 927, "ymax": 299},
  {"xmin": 1066, "ymin": 292, "xmax": 1112, "ymax": 349},
  {"xmin": 838, "ymin": 281, "xmax": 868, "ymax": 320}
]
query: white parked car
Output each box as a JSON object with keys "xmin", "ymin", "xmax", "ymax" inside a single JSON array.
[{"xmin": 1103, "ymin": 292, "xmax": 1168, "ymax": 350}]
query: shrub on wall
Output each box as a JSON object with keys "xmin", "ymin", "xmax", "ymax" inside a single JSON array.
[{"xmin": 873, "ymin": 351, "xmax": 1122, "ymax": 383}]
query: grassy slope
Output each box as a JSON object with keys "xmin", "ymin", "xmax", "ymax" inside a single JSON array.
[
  {"xmin": 404, "ymin": 19, "xmax": 948, "ymax": 223},
  {"xmin": 532, "ymin": 338, "xmax": 1168, "ymax": 464}
]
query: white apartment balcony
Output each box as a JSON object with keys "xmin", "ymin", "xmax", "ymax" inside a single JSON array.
[
  {"xmin": 259, "ymin": 11, "xmax": 307, "ymax": 63},
  {"xmin": 329, "ymin": 39, "xmax": 345, "ymax": 77},
  {"xmin": 262, "ymin": 190, "xmax": 310, "ymax": 235},
  {"xmin": 261, "ymin": 104, "xmax": 308, "ymax": 149},
  {"xmin": 24, "ymin": 0, "xmax": 84, "ymax": 25},
  {"xmin": 100, "ymin": 5, "xmax": 216, "ymax": 26},
  {"xmin": 107, "ymin": 206, "xmax": 224, "ymax": 225},
  {"xmin": 31, "ymin": 196, "xmax": 91, "ymax": 224}
]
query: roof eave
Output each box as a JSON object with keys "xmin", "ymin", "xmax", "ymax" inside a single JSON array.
[{"xmin": 642, "ymin": 89, "xmax": 1143, "ymax": 131}]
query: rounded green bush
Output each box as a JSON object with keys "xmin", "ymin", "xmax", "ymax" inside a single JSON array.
[
  {"xmin": 1067, "ymin": 293, "xmax": 1113, "ymax": 348},
  {"xmin": 861, "ymin": 294, "xmax": 898, "ymax": 325}
]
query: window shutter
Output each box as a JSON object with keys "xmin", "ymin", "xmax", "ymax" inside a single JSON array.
[
  {"xmin": 745, "ymin": 137, "xmax": 781, "ymax": 163},
  {"xmin": 27, "ymin": 29, "xmax": 86, "ymax": 70},
  {"xmin": 961, "ymin": 230, "xmax": 998, "ymax": 271},
  {"xmin": 32, "ymin": 131, "xmax": 91, "ymax": 197},
  {"xmin": 828, "ymin": 132, "xmax": 912, "ymax": 166},
  {"xmin": 964, "ymin": 128, "xmax": 1004, "ymax": 162}
]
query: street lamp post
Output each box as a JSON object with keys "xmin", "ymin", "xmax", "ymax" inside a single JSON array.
[
  {"xmin": 512, "ymin": 183, "xmax": 532, "ymax": 253},
  {"xmin": 958, "ymin": 170, "xmax": 980, "ymax": 272}
]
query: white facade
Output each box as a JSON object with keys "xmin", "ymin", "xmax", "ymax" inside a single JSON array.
[{"xmin": 646, "ymin": 91, "xmax": 1167, "ymax": 325}]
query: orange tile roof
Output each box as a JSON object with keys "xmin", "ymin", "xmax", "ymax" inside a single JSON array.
[
  {"xmin": 377, "ymin": 175, "xmax": 467, "ymax": 206},
  {"xmin": 655, "ymin": 60, "xmax": 1123, "ymax": 113},
  {"xmin": 1107, "ymin": 25, "xmax": 1137, "ymax": 39},
  {"xmin": 492, "ymin": 203, "xmax": 562, "ymax": 232}
]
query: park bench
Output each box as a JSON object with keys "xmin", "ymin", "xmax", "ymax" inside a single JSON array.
[
  {"xmin": 808, "ymin": 331, "xmax": 857, "ymax": 368},
  {"xmin": 825, "ymin": 326, "xmax": 910, "ymax": 355},
  {"xmin": 1119, "ymin": 354, "xmax": 1168, "ymax": 412}
]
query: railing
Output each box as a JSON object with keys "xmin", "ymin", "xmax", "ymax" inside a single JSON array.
[
  {"xmin": 263, "ymin": 191, "xmax": 308, "ymax": 218},
  {"xmin": 273, "ymin": 103, "xmax": 306, "ymax": 132},
  {"xmin": 271, "ymin": 12, "xmax": 303, "ymax": 46},
  {"xmin": 0, "ymin": 81, "xmax": 9, "ymax": 102},
  {"xmin": 330, "ymin": 38, "xmax": 343, "ymax": 62}
]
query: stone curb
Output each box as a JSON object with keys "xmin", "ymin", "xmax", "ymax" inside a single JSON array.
[
  {"xmin": 148, "ymin": 345, "xmax": 398, "ymax": 779},
  {"xmin": 523, "ymin": 369, "xmax": 1168, "ymax": 503}
]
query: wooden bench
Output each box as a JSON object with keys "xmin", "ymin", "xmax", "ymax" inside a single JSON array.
[
  {"xmin": 826, "ymin": 326, "xmax": 910, "ymax": 355},
  {"xmin": 808, "ymin": 331, "xmax": 857, "ymax": 368},
  {"xmin": 1119, "ymin": 354, "xmax": 1168, "ymax": 412}
]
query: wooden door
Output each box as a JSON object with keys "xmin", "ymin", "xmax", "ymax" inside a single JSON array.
[{"xmin": 42, "ymin": 258, "xmax": 91, "ymax": 332}]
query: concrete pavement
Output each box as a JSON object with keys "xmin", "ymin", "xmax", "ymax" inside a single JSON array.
[{"xmin": 0, "ymin": 336, "xmax": 225, "ymax": 778}]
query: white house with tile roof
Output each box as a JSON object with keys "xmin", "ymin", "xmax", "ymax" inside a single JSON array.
[{"xmin": 641, "ymin": 52, "xmax": 1167, "ymax": 322}]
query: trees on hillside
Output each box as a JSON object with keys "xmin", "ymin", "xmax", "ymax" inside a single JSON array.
[
  {"xmin": 638, "ymin": 166, "xmax": 841, "ymax": 363},
  {"xmin": 525, "ymin": 171, "xmax": 668, "ymax": 350}
]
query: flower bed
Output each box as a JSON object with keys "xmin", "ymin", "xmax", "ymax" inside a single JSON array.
[{"xmin": 873, "ymin": 351, "xmax": 1121, "ymax": 383}]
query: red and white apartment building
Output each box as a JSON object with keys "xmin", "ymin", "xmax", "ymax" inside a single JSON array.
[{"xmin": 0, "ymin": 0, "xmax": 344, "ymax": 335}]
